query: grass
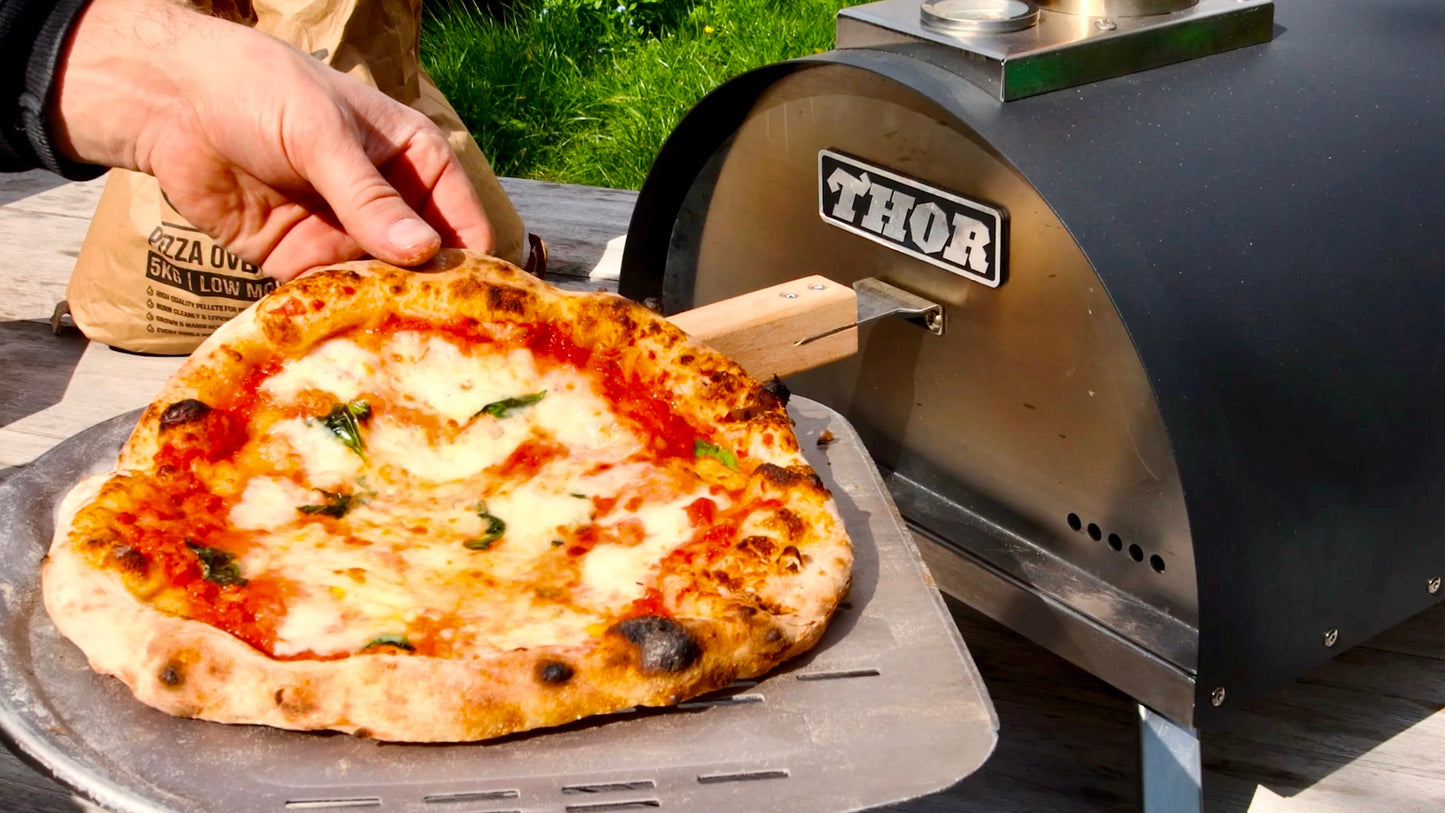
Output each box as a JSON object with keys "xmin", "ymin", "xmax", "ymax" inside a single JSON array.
[{"xmin": 421, "ymin": 0, "xmax": 867, "ymax": 189}]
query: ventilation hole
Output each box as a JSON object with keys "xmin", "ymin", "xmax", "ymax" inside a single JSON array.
[
  {"xmin": 284, "ymin": 800, "xmax": 381, "ymax": 810},
  {"xmin": 563, "ymin": 781, "xmax": 656, "ymax": 795},
  {"xmin": 1150, "ymin": 554, "xmax": 1166, "ymax": 573},
  {"xmin": 1128, "ymin": 543, "xmax": 1144, "ymax": 562},
  {"xmin": 796, "ymin": 668, "xmax": 881, "ymax": 681},
  {"xmin": 425, "ymin": 791, "xmax": 520, "ymax": 804},
  {"xmin": 564, "ymin": 802, "xmax": 660, "ymax": 813},
  {"xmin": 1087, "ymin": 523, "xmax": 1102, "ymax": 541},
  {"xmin": 677, "ymin": 694, "xmax": 763, "ymax": 710},
  {"xmin": 723, "ymin": 679, "xmax": 759, "ymax": 689},
  {"xmin": 697, "ymin": 770, "xmax": 790, "ymax": 785},
  {"xmin": 1107, "ymin": 533, "xmax": 1123, "ymax": 552},
  {"xmin": 1067, "ymin": 513, "xmax": 1082, "ymax": 531}
]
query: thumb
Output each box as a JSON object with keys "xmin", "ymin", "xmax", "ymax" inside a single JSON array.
[{"xmin": 306, "ymin": 140, "xmax": 440, "ymax": 266}]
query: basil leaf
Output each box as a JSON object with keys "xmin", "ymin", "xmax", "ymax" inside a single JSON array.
[
  {"xmin": 569, "ymin": 492, "xmax": 588, "ymax": 499},
  {"xmin": 475, "ymin": 391, "xmax": 547, "ymax": 419},
  {"xmin": 693, "ymin": 439, "xmax": 739, "ymax": 471},
  {"xmin": 298, "ymin": 489, "xmax": 356, "ymax": 518},
  {"xmin": 362, "ymin": 633, "xmax": 413, "ymax": 651},
  {"xmin": 185, "ymin": 541, "xmax": 247, "ymax": 587},
  {"xmin": 465, "ymin": 501, "xmax": 506, "ymax": 550},
  {"xmin": 318, "ymin": 399, "xmax": 370, "ymax": 457}
]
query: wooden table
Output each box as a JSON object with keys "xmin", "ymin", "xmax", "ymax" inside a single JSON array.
[{"xmin": 3, "ymin": 170, "xmax": 1444, "ymax": 812}]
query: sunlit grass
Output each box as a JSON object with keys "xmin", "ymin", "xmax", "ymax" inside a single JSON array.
[{"xmin": 422, "ymin": 0, "xmax": 867, "ymax": 189}]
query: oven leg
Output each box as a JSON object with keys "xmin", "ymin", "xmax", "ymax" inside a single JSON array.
[{"xmin": 1137, "ymin": 703, "xmax": 1202, "ymax": 813}]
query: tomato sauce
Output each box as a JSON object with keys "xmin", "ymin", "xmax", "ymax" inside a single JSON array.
[
  {"xmin": 492, "ymin": 437, "xmax": 568, "ymax": 478},
  {"xmin": 685, "ymin": 497, "xmax": 717, "ymax": 527}
]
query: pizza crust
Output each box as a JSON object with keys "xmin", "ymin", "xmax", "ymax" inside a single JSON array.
[{"xmin": 43, "ymin": 251, "xmax": 852, "ymax": 742}]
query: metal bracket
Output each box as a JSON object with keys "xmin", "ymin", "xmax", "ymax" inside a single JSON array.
[{"xmin": 796, "ymin": 277, "xmax": 944, "ymax": 346}]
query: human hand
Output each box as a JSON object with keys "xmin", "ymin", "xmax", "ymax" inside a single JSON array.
[{"xmin": 52, "ymin": 0, "xmax": 494, "ymax": 282}]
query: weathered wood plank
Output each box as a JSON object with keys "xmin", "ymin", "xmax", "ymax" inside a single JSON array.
[{"xmin": 499, "ymin": 177, "xmax": 632, "ymax": 280}]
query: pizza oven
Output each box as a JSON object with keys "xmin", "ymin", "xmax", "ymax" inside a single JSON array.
[{"xmin": 618, "ymin": 0, "xmax": 1445, "ymax": 806}]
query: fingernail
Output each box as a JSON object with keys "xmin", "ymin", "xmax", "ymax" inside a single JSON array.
[{"xmin": 388, "ymin": 218, "xmax": 439, "ymax": 253}]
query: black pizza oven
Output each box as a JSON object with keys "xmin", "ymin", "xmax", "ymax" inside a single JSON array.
[{"xmin": 617, "ymin": 0, "xmax": 1445, "ymax": 806}]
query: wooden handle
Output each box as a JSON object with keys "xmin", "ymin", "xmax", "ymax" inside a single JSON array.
[{"xmin": 667, "ymin": 276, "xmax": 858, "ymax": 379}]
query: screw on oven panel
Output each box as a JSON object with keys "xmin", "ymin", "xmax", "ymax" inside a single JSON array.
[
  {"xmin": 1429, "ymin": 576, "xmax": 1441, "ymax": 594},
  {"xmin": 1323, "ymin": 627, "xmax": 1339, "ymax": 647},
  {"xmin": 809, "ymin": 283, "xmax": 827, "ymax": 291},
  {"xmin": 642, "ymin": 297, "xmax": 663, "ymax": 313},
  {"xmin": 781, "ymin": 292, "xmax": 799, "ymax": 299},
  {"xmin": 1095, "ymin": 18, "xmax": 1118, "ymax": 31},
  {"xmin": 1210, "ymin": 687, "xmax": 1226, "ymax": 707}
]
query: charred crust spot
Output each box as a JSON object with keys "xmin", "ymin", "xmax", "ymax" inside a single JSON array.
[
  {"xmin": 448, "ymin": 275, "xmax": 486, "ymax": 301},
  {"xmin": 111, "ymin": 545, "xmax": 148, "ymax": 576},
  {"xmin": 158, "ymin": 663, "xmax": 182, "ymax": 687},
  {"xmin": 754, "ymin": 463, "xmax": 805, "ymax": 488},
  {"xmin": 612, "ymin": 615, "xmax": 701, "ymax": 673},
  {"xmin": 678, "ymin": 354, "xmax": 694, "ymax": 366},
  {"xmin": 539, "ymin": 660, "xmax": 575, "ymax": 685},
  {"xmin": 487, "ymin": 285, "xmax": 533, "ymax": 315},
  {"xmin": 768, "ymin": 509, "xmax": 806, "ymax": 541},
  {"xmin": 389, "ymin": 282, "xmax": 406, "ymax": 295},
  {"xmin": 766, "ymin": 628, "xmax": 784, "ymax": 642},
  {"xmin": 763, "ymin": 376, "xmax": 791, "ymax": 406},
  {"xmin": 159, "ymin": 399, "xmax": 210, "ymax": 429},
  {"xmin": 711, "ymin": 569, "xmax": 742, "ymax": 590},
  {"xmin": 778, "ymin": 545, "xmax": 805, "ymax": 573},
  {"xmin": 736, "ymin": 535, "xmax": 777, "ymax": 558},
  {"xmin": 352, "ymin": 728, "xmax": 374, "ymax": 739},
  {"xmin": 273, "ymin": 685, "xmax": 319, "ymax": 715}
]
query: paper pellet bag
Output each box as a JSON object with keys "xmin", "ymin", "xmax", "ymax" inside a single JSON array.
[{"xmin": 67, "ymin": 0, "xmax": 524, "ymax": 355}]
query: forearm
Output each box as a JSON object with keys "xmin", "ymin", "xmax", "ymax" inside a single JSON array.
[{"xmin": 0, "ymin": 0, "xmax": 104, "ymax": 178}]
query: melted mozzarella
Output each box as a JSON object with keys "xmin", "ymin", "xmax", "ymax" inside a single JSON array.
[
  {"xmin": 387, "ymin": 333, "xmax": 545, "ymax": 425},
  {"xmin": 267, "ymin": 418, "xmax": 364, "ymax": 490},
  {"xmin": 230, "ymin": 331, "xmax": 734, "ymax": 658},
  {"xmin": 579, "ymin": 490, "xmax": 711, "ymax": 607},
  {"xmin": 230, "ymin": 477, "xmax": 311, "ymax": 531},
  {"xmin": 261, "ymin": 337, "xmax": 380, "ymax": 402}
]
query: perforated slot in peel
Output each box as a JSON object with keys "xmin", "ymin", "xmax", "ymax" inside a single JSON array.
[
  {"xmin": 696, "ymin": 769, "xmax": 790, "ymax": 785},
  {"xmin": 424, "ymin": 789, "xmax": 521, "ymax": 803},
  {"xmin": 283, "ymin": 799, "xmax": 381, "ymax": 810},
  {"xmin": 563, "ymin": 801, "xmax": 660, "ymax": 813},
  {"xmin": 561, "ymin": 780, "xmax": 656, "ymax": 795},
  {"xmin": 676, "ymin": 693, "xmax": 763, "ymax": 710},
  {"xmin": 795, "ymin": 668, "xmax": 881, "ymax": 681}
]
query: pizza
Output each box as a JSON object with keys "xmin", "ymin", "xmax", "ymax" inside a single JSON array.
[{"xmin": 41, "ymin": 250, "xmax": 853, "ymax": 742}]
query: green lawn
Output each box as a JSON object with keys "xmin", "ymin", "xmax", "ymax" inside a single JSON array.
[{"xmin": 421, "ymin": 0, "xmax": 867, "ymax": 190}]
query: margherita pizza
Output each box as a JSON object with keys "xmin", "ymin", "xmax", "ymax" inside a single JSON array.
[{"xmin": 42, "ymin": 251, "xmax": 852, "ymax": 742}]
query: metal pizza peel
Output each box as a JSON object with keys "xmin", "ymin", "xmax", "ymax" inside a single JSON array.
[{"xmin": 0, "ymin": 398, "xmax": 996, "ymax": 813}]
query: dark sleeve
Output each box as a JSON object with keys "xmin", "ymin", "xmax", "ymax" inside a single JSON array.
[{"xmin": 0, "ymin": 0, "xmax": 106, "ymax": 180}]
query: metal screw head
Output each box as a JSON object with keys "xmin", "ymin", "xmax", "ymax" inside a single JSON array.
[
  {"xmin": 808, "ymin": 283, "xmax": 827, "ymax": 291},
  {"xmin": 1210, "ymin": 687, "xmax": 1226, "ymax": 707},
  {"xmin": 1095, "ymin": 18, "xmax": 1118, "ymax": 31},
  {"xmin": 1323, "ymin": 627, "xmax": 1339, "ymax": 647},
  {"xmin": 1430, "ymin": 577, "xmax": 1441, "ymax": 595},
  {"xmin": 641, "ymin": 297, "xmax": 663, "ymax": 313},
  {"xmin": 781, "ymin": 292, "xmax": 799, "ymax": 299}
]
